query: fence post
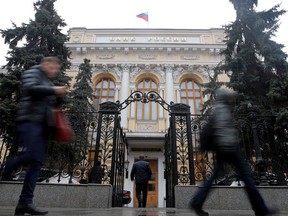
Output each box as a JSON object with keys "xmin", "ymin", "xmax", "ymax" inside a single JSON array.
[{"xmin": 248, "ymin": 103, "xmax": 269, "ymax": 186}]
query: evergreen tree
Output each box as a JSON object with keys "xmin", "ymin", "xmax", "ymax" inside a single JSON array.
[
  {"xmin": 219, "ymin": 0, "xmax": 287, "ymax": 114},
  {"xmin": 69, "ymin": 58, "xmax": 94, "ymax": 113},
  {"xmin": 201, "ymin": 66, "xmax": 226, "ymax": 114},
  {"xmin": 66, "ymin": 59, "xmax": 94, "ymax": 177},
  {"xmin": 0, "ymin": 0, "xmax": 71, "ymax": 141},
  {"xmin": 218, "ymin": 0, "xmax": 288, "ymax": 185}
]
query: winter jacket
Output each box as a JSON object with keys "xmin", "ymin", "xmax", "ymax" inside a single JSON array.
[
  {"xmin": 213, "ymin": 89, "xmax": 239, "ymax": 152},
  {"xmin": 16, "ymin": 65, "xmax": 56, "ymax": 123},
  {"xmin": 130, "ymin": 160, "xmax": 152, "ymax": 183}
]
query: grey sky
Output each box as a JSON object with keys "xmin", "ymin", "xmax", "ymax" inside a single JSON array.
[{"xmin": 0, "ymin": 0, "xmax": 287, "ymax": 65}]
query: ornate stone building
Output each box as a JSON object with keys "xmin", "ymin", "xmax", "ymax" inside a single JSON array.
[{"xmin": 66, "ymin": 28, "xmax": 227, "ymax": 207}]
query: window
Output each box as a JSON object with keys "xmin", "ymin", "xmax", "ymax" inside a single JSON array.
[
  {"xmin": 94, "ymin": 78, "xmax": 115, "ymax": 110},
  {"xmin": 136, "ymin": 79, "xmax": 158, "ymax": 120},
  {"xmin": 180, "ymin": 79, "xmax": 203, "ymax": 114}
]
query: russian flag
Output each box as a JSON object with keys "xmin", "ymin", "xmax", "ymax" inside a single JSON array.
[{"xmin": 136, "ymin": 12, "xmax": 148, "ymax": 22}]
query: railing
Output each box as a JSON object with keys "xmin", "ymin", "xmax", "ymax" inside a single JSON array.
[
  {"xmin": 172, "ymin": 114, "xmax": 288, "ymax": 187},
  {"xmin": 0, "ymin": 112, "xmax": 100, "ymax": 183},
  {"xmin": 1, "ymin": 112, "xmax": 288, "ymax": 207}
]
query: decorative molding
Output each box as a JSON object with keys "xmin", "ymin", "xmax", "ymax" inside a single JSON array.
[
  {"xmin": 92, "ymin": 63, "xmax": 216, "ymax": 82},
  {"xmin": 72, "ymin": 35, "xmax": 81, "ymax": 42},
  {"xmin": 196, "ymin": 65, "xmax": 216, "ymax": 78},
  {"xmin": 155, "ymin": 66, "xmax": 165, "ymax": 80},
  {"xmin": 180, "ymin": 55, "xmax": 200, "ymax": 60},
  {"xmin": 121, "ymin": 64, "xmax": 131, "ymax": 72},
  {"xmin": 214, "ymin": 35, "xmax": 224, "ymax": 43},
  {"xmin": 136, "ymin": 122, "xmax": 158, "ymax": 132},
  {"xmin": 130, "ymin": 65, "xmax": 142, "ymax": 79},
  {"xmin": 164, "ymin": 64, "xmax": 175, "ymax": 73},
  {"xmin": 96, "ymin": 54, "xmax": 115, "ymax": 59},
  {"xmin": 93, "ymin": 64, "xmax": 121, "ymax": 79},
  {"xmin": 138, "ymin": 54, "xmax": 157, "ymax": 60},
  {"xmin": 171, "ymin": 66, "xmax": 184, "ymax": 80},
  {"xmin": 111, "ymin": 66, "xmax": 122, "ymax": 79},
  {"xmin": 129, "ymin": 64, "xmax": 166, "ymax": 82}
]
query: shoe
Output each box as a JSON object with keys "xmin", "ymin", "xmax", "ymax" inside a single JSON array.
[
  {"xmin": 0, "ymin": 172, "xmax": 13, "ymax": 181},
  {"xmin": 255, "ymin": 208, "xmax": 279, "ymax": 216},
  {"xmin": 15, "ymin": 204, "xmax": 48, "ymax": 215},
  {"xmin": 189, "ymin": 202, "xmax": 209, "ymax": 216}
]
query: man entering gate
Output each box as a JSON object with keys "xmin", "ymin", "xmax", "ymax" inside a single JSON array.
[{"xmin": 130, "ymin": 155, "xmax": 152, "ymax": 208}]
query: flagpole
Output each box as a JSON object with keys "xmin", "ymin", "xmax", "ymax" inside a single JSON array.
[{"xmin": 147, "ymin": 10, "xmax": 149, "ymax": 28}]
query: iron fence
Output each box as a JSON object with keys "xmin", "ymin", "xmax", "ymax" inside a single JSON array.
[
  {"xmin": 1, "ymin": 111, "xmax": 288, "ymax": 206},
  {"xmin": 176, "ymin": 114, "xmax": 288, "ymax": 186}
]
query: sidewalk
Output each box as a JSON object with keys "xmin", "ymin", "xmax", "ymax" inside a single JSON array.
[{"xmin": 0, "ymin": 207, "xmax": 287, "ymax": 216}]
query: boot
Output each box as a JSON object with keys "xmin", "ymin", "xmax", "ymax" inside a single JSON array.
[
  {"xmin": 189, "ymin": 202, "xmax": 209, "ymax": 216},
  {"xmin": 15, "ymin": 203, "xmax": 48, "ymax": 215},
  {"xmin": 255, "ymin": 208, "xmax": 279, "ymax": 216}
]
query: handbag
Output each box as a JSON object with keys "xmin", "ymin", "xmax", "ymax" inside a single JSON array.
[{"xmin": 52, "ymin": 109, "xmax": 75, "ymax": 143}]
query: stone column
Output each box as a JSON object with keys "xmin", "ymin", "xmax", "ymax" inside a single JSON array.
[
  {"xmin": 165, "ymin": 65, "xmax": 175, "ymax": 105},
  {"xmin": 114, "ymin": 85, "xmax": 120, "ymax": 102},
  {"xmin": 120, "ymin": 64, "xmax": 130, "ymax": 129},
  {"xmin": 176, "ymin": 87, "xmax": 181, "ymax": 103},
  {"xmin": 130, "ymin": 86, "xmax": 136, "ymax": 118},
  {"xmin": 165, "ymin": 65, "xmax": 175, "ymax": 127},
  {"xmin": 159, "ymin": 88, "xmax": 164, "ymax": 119}
]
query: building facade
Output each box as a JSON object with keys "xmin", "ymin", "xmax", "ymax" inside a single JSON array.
[{"xmin": 66, "ymin": 28, "xmax": 227, "ymax": 207}]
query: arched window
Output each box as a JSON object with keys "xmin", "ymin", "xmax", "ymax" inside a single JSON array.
[
  {"xmin": 94, "ymin": 78, "xmax": 115, "ymax": 110},
  {"xmin": 180, "ymin": 79, "xmax": 203, "ymax": 114},
  {"xmin": 136, "ymin": 79, "xmax": 158, "ymax": 120}
]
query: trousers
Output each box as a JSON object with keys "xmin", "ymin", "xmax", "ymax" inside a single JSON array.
[
  {"xmin": 191, "ymin": 150, "xmax": 270, "ymax": 215},
  {"xmin": 3, "ymin": 122, "xmax": 47, "ymax": 204},
  {"xmin": 136, "ymin": 182, "xmax": 149, "ymax": 207}
]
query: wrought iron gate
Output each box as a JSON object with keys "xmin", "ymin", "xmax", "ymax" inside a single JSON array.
[
  {"xmin": 93, "ymin": 101, "xmax": 127, "ymax": 207},
  {"xmin": 1, "ymin": 90, "xmax": 287, "ymax": 208},
  {"xmin": 164, "ymin": 103, "xmax": 195, "ymax": 207},
  {"xmin": 94, "ymin": 91, "xmax": 187, "ymax": 207}
]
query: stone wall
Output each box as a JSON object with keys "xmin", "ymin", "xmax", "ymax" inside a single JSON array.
[
  {"xmin": 175, "ymin": 185, "xmax": 288, "ymax": 210},
  {"xmin": 0, "ymin": 182, "xmax": 112, "ymax": 208}
]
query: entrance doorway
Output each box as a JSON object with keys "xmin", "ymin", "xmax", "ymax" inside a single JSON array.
[{"xmin": 133, "ymin": 159, "xmax": 158, "ymax": 207}]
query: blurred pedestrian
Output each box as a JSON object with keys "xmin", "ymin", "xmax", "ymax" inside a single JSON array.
[
  {"xmin": 1, "ymin": 57, "xmax": 68, "ymax": 215},
  {"xmin": 130, "ymin": 155, "xmax": 152, "ymax": 208},
  {"xmin": 189, "ymin": 89, "xmax": 278, "ymax": 216}
]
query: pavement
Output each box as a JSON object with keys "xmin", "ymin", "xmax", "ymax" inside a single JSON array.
[{"xmin": 0, "ymin": 207, "xmax": 287, "ymax": 216}]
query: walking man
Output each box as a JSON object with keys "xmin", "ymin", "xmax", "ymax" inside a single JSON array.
[
  {"xmin": 190, "ymin": 89, "xmax": 278, "ymax": 216},
  {"xmin": 1, "ymin": 57, "xmax": 67, "ymax": 215},
  {"xmin": 130, "ymin": 155, "xmax": 152, "ymax": 208}
]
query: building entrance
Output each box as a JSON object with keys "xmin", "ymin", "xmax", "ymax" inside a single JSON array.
[
  {"xmin": 133, "ymin": 159, "xmax": 158, "ymax": 208},
  {"xmin": 94, "ymin": 90, "xmax": 195, "ymax": 207}
]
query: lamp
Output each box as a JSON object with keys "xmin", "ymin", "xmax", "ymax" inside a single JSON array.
[{"xmin": 124, "ymin": 160, "xmax": 129, "ymax": 179}]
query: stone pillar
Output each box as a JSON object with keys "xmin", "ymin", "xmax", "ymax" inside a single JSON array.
[
  {"xmin": 120, "ymin": 64, "xmax": 130, "ymax": 129},
  {"xmin": 165, "ymin": 65, "xmax": 175, "ymax": 105},
  {"xmin": 176, "ymin": 87, "xmax": 181, "ymax": 103},
  {"xmin": 165, "ymin": 65, "xmax": 175, "ymax": 127},
  {"xmin": 130, "ymin": 86, "xmax": 136, "ymax": 118},
  {"xmin": 159, "ymin": 88, "xmax": 164, "ymax": 119},
  {"xmin": 114, "ymin": 85, "xmax": 120, "ymax": 102}
]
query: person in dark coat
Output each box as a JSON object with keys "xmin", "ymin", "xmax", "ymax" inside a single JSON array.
[
  {"xmin": 130, "ymin": 155, "xmax": 152, "ymax": 208},
  {"xmin": 1, "ymin": 57, "xmax": 67, "ymax": 215},
  {"xmin": 189, "ymin": 89, "xmax": 278, "ymax": 216},
  {"xmin": 88, "ymin": 161, "xmax": 104, "ymax": 184}
]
